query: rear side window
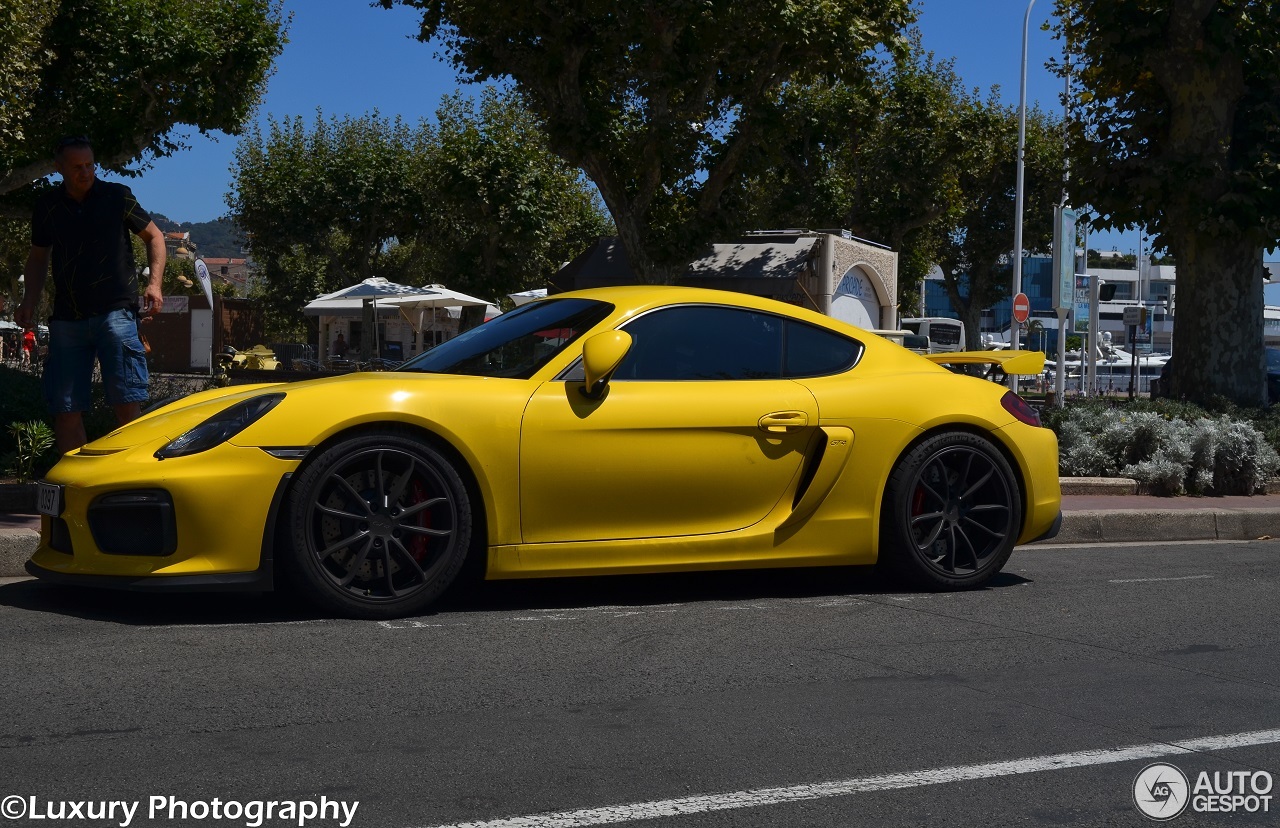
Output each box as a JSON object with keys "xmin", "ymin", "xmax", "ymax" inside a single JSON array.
[
  {"xmin": 784, "ymin": 320, "xmax": 863, "ymax": 377},
  {"xmin": 612, "ymin": 305, "xmax": 862, "ymax": 381}
]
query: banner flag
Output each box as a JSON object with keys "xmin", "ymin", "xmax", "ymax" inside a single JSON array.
[{"xmin": 194, "ymin": 258, "xmax": 214, "ymax": 308}]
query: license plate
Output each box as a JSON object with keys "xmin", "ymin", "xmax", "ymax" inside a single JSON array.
[{"xmin": 37, "ymin": 482, "xmax": 63, "ymax": 517}]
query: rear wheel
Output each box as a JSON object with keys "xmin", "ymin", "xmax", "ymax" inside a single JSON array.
[
  {"xmin": 879, "ymin": 431, "xmax": 1021, "ymax": 589},
  {"xmin": 283, "ymin": 430, "xmax": 473, "ymax": 618}
]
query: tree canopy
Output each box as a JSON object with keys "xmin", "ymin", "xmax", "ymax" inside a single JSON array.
[
  {"xmin": 382, "ymin": 0, "xmax": 913, "ymax": 283},
  {"xmin": 737, "ymin": 41, "xmax": 1064, "ymax": 347},
  {"xmin": 1054, "ymin": 0, "xmax": 1280, "ymax": 406},
  {"xmin": 0, "ymin": 0, "xmax": 287, "ymax": 214},
  {"xmin": 228, "ymin": 92, "xmax": 611, "ymax": 337},
  {"xmin": 228, "ymin": 111, "xmax": 434, "ymax": 328},
  {"xmin": 413, "ymin": 89, "xmax": 614, "ymax": 300}
]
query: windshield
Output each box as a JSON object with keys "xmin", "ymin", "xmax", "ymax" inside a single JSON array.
[{"xmin": 398, "ymin": 298, "xmax": 614, "ymax": 378}]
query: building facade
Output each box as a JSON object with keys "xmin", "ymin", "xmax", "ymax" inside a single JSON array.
[{"xmin": 921, "ymin": 255, "xmax": 1280, "ymax": 354}]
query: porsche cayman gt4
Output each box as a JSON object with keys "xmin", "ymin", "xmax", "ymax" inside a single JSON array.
[{"xmin": 28, "ymin": 286, "xmax": 1061, "ymax": 618}]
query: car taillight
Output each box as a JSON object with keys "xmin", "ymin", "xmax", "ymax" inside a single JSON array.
[{"xmin": 1000, "ymin": 391, "xmax": 1041, "ymax": 427}]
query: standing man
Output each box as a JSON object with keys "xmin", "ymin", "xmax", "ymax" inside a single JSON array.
[{"xmin": 16, "ymin": 136, "xmax": 166, "ymax": 454}]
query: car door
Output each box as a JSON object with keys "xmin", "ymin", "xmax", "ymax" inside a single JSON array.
[{"xmin": 519, "ymin": 305, "xmax": 820, "ymax": 544}]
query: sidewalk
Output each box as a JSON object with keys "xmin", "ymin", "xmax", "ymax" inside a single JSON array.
[{"xmin": 2, "ymin": 487, "xmax": 1279, "ymax": 579}]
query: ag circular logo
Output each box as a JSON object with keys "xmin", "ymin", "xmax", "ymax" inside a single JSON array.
[{"xmin": 1134, "ymin": 762, "xmax": 1190, "ymax": 820}]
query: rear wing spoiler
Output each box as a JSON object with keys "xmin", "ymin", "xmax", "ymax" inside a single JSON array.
[{"xmin": 922, "ymin": 350, "xmax": 1046, "ymax": 376}]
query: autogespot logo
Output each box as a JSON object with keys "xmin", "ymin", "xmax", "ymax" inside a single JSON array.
[{"xmin": 1134, "ymin": 763, "xmax": 1191, "ymax": 820}]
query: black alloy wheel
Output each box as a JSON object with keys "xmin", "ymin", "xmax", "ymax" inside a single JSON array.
[
  {"xmin": 284, "ymin": 430, "xmax": 473, "ymax": 618},
  {"xmin": 880, "ymin": 431, "xmax": 1022, "ymax": 589}
]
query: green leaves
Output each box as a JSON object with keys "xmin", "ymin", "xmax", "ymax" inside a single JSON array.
[
  {"xmin": 229, "ymin": 90, "xmax": 611, "ymax": 333},
  {"xmin": 735, "ymin": 37, "xmax": 1064, "ymax": 345},
  {"xmin": 5, "ymin": 420, "xmax": 54, "ymax": 483},
  {"xmin": 384, "ymin": 0, "xmax": 912, "ymax": 282},
  {"xmin": 0, "ymin": 0, "xmax": 286, "ymax": 207},
  {"xmin": 1054, "ymin": 0, "xmax": 1280, "ymax": 406}
]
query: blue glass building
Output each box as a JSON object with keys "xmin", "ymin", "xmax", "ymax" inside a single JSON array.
[{"xmin": 922, "ymin": 256, "xmax": 1055, "ymax": 338}]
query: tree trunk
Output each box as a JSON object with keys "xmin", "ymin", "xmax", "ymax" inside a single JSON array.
[
  {"xmin": 1169, "ymin": 236, "xmax": 1265, "ymax": 407},
  {"xmin": 582, "ymin": 157, "xmax": 685, "ymax": 285},
  {"xmin": 611, "ymin": 208, "xmax": 684, "ymax": 285},
  {"xmin": 940, "ymin": 279, "xmax": 984, "ymax": 350},
  {"xmin": 958, "ymin": 302, "xmax": 984, "ymax": 351}
]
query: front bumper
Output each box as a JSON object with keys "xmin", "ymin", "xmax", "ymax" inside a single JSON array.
[
  {"xmin": 25, "ymin": 559, "xmax": 273, "ymax": 592},
  {"xmin": 27, "ymin": 440, "xmax": 297, "ymax": 590}
]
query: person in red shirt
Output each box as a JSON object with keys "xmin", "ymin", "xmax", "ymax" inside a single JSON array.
[{"xmin": 21, "ymin": 328, "xmax": 35, "ymax": 365}]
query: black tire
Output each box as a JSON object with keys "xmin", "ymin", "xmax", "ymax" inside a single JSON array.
[
  {"xmin": 283, "ymin": 430, "xmax": 474, "ymax": 619},
  {"xmin": 879, "ymin": 431, "xmax": 1022, "ymax": 590}
]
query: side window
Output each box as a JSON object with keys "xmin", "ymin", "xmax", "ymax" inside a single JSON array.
[
  {"xmin": 784, "ymin": 320, "xmax": 864, "ymax": 377},
  {"xmin": 615, "ymin": 306, "xmax": 783, "ymax": 380}
]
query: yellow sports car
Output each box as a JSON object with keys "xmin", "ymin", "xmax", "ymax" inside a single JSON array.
[{"xmin": 28, "ymin": 286, "xmax": 1060, "ymax": 618}]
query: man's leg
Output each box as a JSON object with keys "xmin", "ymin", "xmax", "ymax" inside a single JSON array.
[
  {"xmin": 53, "ymin": 412, "xmax": 87, "ymax": 455},
  {"xmin": 99, "ymin": 309, "xmax": 150, "ymax": 424},
  {"xmin": 44, "ymin": 318, "xmax": 96, "ymax": 455},
  {"xmin": 113, "ymin": 402, "xmax": 141, "ymax": 426}
]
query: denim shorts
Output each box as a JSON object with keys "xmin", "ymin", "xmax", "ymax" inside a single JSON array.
[{"xmin": 44, "ymin": 308, "xmax": 149, "ymax": 413}]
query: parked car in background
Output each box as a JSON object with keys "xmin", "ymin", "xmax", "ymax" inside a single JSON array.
[
  {"xmin": 900, "ymin": 317, "xmax": 964, "ymax": 353},
  {"xmin": 869, "ymin": 329, "xmax": 930, "ymax": 355}
]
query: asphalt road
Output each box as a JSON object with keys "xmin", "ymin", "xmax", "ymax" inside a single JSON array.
[{"xmin": 1, "ymin": 540, "xmax": 1278, "ymax": 828}]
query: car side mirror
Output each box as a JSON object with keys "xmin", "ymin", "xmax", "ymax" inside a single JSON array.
[{"xmin": 580, "ymin": 330, "xmax": 632, "ymax": 400}]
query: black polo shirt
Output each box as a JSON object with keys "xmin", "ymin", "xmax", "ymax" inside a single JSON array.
[{"xmin": 31, "ymin": 181, "xmax": 152, "ymax": 321}]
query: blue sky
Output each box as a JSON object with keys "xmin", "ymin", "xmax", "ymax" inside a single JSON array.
[{"xmin": 115, "ymin": 0, "xmax": 1135, "ymax": 254}]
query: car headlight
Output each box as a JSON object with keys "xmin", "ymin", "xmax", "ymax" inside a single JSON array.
[{"xmin": 155, "ymin": 393, "xmax": 285, "ymax": 459}]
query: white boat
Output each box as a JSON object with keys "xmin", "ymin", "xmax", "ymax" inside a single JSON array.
[{"xmin": 1045, "ymin": 342, "xmax": 1169, "ymax": 394}]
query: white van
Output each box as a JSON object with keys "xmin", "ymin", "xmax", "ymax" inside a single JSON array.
[
  {"xmin": 870, "ymin": 330, "xmax": 931, "ymax": 355},
  {"xmin": 900, "ymin": 317, "xmax": 965, "ymax": 353}
]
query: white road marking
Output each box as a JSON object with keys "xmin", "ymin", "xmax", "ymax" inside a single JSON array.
[
  {"xmin": 419, "ymin": 727, "xmax": 1280, "ymax": 828},
  {"xmin": 378, "ymin": 620, "xmax": 471, "ymax": 629},
  {"xmin": 1108, "ymin": 574, "xmax": 1215, "ymax": 584},
  {"xmin": 139, "ymin": 620, "xmax": 328, "ymax": 630},
  {"xmin": 1026, "ymin": 539, "xmax": 1253, "ymax": 550}
]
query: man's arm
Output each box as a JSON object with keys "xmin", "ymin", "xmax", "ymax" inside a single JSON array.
[
  {"xmin": 17, "ymin": 246, "xmax": 50, "ymax": 328},
  {"xmin": 136, "ymin": 221, "xmax": 166, "ymax": 314}
]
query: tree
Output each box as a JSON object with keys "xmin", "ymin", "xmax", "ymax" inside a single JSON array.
[
  {"xmin": 415, "ymin": 88, "xmax": 613, "ymax": 299},
  {"xmin": 932, "ymin": 101, "xmax": 1064, "ymax": 350},
  {"xmin": 739, "ymin": 43, "xmax": 1065, "ymax": 347},
  {"xmin": 734, "ymin": 40, "xmax": 973, "ymax": 317},
  {"xmin": 228, "ymin": 112, "xmax": 434, "ymax": 325},
  {"xmin": 229, "ymin": 93, "xmax": 610, "ymax": 332},
  {"xmin": 0, "ymin": 218, "xmax": 32, "ymax": 318},
  {"xmin": 1053, "ymin": 1, "xmax": 1280, "ymax": 407},
  {"xmin": 382, "ymin": 0, "xmax": 912, "ymax": 284},
  {"xmin": 0, "ymin": 0, "xmax": 287, "ymax": 213}
]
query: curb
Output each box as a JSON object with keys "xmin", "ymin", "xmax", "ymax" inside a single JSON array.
[
  {"xmin": 1, "ymin": 509, "xmax": 1278, "ymax": 579},
  {"xmin": 1060, "ymin": 477, "xmax": 1138, "ymax": 496},
  {"xmin": 1036, "ymin": 508, "xmax": 1280, "ymax": 546},
  {"xmin": 0, "ymin": 527, "xmax": 37, "ymax": 579}
]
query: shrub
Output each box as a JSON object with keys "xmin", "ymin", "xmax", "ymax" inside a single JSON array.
[
  {"xmin": 4, "ymin": 420, "xmax": 55, "ymax": 482},
  {"xmin": 1050, "ymin": 398, "xmax": 1280, "ymax": 496},
  {"xmin": 0, "ymin": 366, "xmax": 208, "ymax": 476}
]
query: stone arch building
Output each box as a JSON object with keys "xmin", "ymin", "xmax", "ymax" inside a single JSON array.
[{"xmin": 551, "ymin": 230, "xmax": 898, "ymax": 329}]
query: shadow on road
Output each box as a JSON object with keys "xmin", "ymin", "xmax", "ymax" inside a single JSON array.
[{"xmin": 0, "ymin": 566, "xmax": 1032, "ymax": 626}]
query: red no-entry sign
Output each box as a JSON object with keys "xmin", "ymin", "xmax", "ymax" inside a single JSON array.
[{"xmin": 1012, "ymin": 292, "xmax": 1031, "ymax": 324}]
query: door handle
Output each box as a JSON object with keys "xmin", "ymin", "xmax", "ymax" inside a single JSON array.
[{"xmin": 759, "ymin": 411, "xmax": 809, "ymax": 432}]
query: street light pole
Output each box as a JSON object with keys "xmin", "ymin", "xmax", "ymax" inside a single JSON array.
[{"xmin": 1011, "ymin": 0, "xmax": 1036, "ymax": 378}]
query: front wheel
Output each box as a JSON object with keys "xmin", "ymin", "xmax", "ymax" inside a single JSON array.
[
  {"xmin": 879, "ymin": 431, "xmax": 1022, "ymax": 590},
  {"xmin": 283, "ymin": 430, "xmax": 474, "ymax": 619}
]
